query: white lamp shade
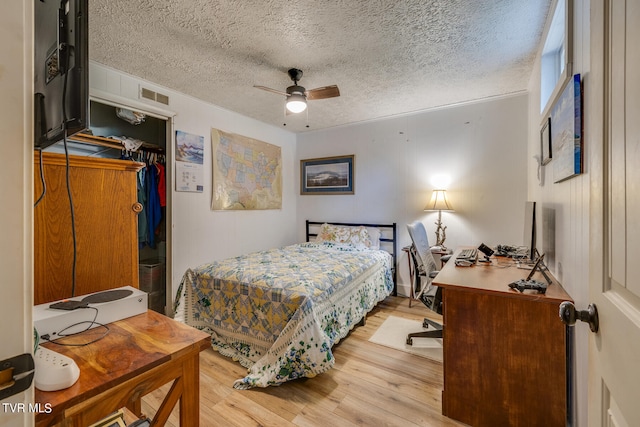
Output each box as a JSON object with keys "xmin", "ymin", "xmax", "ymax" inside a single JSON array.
[
  {"xmin": 286, "ymin": 94, "xmax": 307, "ymax": 113},
  {"xmin": 424, "ymin": 189, "xmax": 454, "ymax": 211}
]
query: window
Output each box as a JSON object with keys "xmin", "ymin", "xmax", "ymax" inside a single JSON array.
[{"xmin": 540, "ymin": 0, "xmax": 573, "ymax": 115}]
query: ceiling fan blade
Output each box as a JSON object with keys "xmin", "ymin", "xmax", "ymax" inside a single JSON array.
[
  {"xmin": 306, "ymin": 85, "xmax": 340, "ymax": 100},
  {"xmin": 254, "ymin": 85, "xmax": 288, "ymax": 97}
]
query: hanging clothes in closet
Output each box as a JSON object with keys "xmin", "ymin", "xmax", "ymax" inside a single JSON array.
[{"xmin": 134, "ymin": 149, "xmax": 165, "ymax": 249}]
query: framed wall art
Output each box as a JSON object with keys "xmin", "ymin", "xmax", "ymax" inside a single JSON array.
[
  {"xmin": 551, "ymin": 74, "xmax": 583, "ymax": 183},
  {"xmin": 300, "ymin": 155, "xmax": 354, "ymax": 195},
  {"xmin": 540, "ymin": 116, "xmax": 552, "ymax": 165}
]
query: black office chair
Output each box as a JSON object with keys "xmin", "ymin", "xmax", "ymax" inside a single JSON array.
[{"xmin": 406, "ymin": 221, "xmax": 450, "ymax": 345}]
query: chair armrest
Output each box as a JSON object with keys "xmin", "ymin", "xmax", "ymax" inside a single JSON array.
[
  {"xmin": 441, "ymin": 254, "xmax": 452, "ymax": 263},
  {"xmin": 429, "ymin": 271, "xmax": 439, "ymax": 279}
]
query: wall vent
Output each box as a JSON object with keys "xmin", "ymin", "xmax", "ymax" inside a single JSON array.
[
  {"xmin": 139, "ymin": 86, "xmax": 170, "ymax": 105},
  {"xmin": 155, "ymin": 93, "xmax": 170, "ymax": 105}
]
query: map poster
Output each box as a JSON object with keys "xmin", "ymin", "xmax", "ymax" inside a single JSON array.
[
  {"xmin": 175, "ymin": 130, "xmax": 204, "ymax": 192},
  {"xmin": 211, "ymin": 128, "xmax": 282, "ymax": 210}
]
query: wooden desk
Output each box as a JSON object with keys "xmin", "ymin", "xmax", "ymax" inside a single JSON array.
[
  {"xmin": 433, "ymin": 252, "xmax": 573, "ymax": 427},
  {"xmin": 35, "ymin": 310, "xmax": 211, "ymax": 427}
]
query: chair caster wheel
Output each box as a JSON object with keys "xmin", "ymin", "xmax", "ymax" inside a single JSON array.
[{"xmin": 406, "ymin": 338, "xmax": 413, "ymax": 345}]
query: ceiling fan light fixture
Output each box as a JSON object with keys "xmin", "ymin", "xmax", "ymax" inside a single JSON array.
[
  {"xmin": 286, "ymin": 93, "xmax": 307, "ymax": 113},
  {"xmin": 255, "ymin": 69, "xmax": 339, "ymax": 116}
]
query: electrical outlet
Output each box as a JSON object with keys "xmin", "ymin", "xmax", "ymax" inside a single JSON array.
[{"xmin": 34, "ymin": 347, "xmax": 80, "ymax": 391}]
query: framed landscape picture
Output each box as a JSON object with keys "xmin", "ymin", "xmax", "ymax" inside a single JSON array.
[{"xmin": 300, "ymin": 155, "xmax": 354, "ymax": 194}]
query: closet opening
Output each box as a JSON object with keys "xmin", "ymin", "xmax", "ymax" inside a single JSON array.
[{"xmin": 89, "ymin": 100, "xmax": 171, "ymax": 314}]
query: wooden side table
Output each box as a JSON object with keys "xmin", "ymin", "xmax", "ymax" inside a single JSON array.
[{"xmin": 35, "ymin": 310, "xmax": 210, "ymax": 427}]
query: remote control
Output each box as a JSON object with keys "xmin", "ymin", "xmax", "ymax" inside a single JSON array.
[{"xmin": 34, "ymin": 347, "xmax": 80, "ymax": 391}]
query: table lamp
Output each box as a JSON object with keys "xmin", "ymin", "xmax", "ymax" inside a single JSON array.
[{"xmin": 424, "ymin": 189, "xmax": 454, "ymax": 249}]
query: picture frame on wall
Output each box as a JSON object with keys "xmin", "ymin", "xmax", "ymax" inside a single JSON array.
[
  {"xmin": 551, "ymin": 74, "xmax": 583, "ymax": 183},
  {"xmin": 300, "ymin": 155, "xmax": 354, "ymax": 195},
  {"xmin": 541, "ymin": 116, "xmax": 552, "ymax": 165}
]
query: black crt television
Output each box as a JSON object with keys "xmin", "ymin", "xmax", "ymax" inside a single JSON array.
[
  {"xmin": 523, "ymin": 201, "xmax": 537, "ymax": 261},
  {"xmin": 34, "ymin": 0, "xmax": 89, "ymax": 150}
]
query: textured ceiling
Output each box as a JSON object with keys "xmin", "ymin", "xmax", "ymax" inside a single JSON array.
[{"xmin": 90, "ymin": 0, "xmax": 551, "ymax": 133}]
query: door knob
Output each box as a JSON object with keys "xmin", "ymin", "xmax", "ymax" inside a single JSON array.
[{"xmin": 559, "ymin": 301, "xmax": 599, "ymax": 333}]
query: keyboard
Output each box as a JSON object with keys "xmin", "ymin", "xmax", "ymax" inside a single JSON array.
[{"xmin": 456, "ymin": 248, "xmax": 478, "ymax": 262}]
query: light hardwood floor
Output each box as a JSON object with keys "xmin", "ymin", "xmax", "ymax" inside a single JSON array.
[{"xmin": 139, "ymin": 296, "xmax": 466, "ymax": 426}]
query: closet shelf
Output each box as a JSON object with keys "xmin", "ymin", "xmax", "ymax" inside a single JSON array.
[
  {"xmin": 70, "ymin": 132, "xmax": 124, "ymax": 150},
  {"xmin": 70, "ymin": 132, "xmax": 165, "ymax": 154}
]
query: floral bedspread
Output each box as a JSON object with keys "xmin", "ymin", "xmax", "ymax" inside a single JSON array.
[{"xmin": 173, "ymin": 241, "xmax": 393, "ymax": 389}]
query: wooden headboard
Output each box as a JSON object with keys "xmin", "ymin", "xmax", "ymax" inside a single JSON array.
[{"xmin": 305, "ymin": 220, "xmax": 398, "ymax": 295}]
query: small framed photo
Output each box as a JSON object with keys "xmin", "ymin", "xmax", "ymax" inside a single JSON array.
[
  {"xmin": 87, "ymin": 409, "xmax": 127, "ymax": 427},
  {"xmin": 300, "ymin": 155, "xmax": 354, "ymax": 195},
  {"xmin": 541, "ymin": 116, "xmax": 552, "ymax": 165}
]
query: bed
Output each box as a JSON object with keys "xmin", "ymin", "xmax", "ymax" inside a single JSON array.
[{"xmin": 173, "ymin": 220, "xmax": 397, "ymax": 389}]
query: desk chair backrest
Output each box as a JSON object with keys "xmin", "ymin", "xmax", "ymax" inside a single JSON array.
[
  {"xmin": 407, "ymin": 221, "xmax": 438, "ymax": 279},
  {"xmin": 407, "ymin": 221, "xmax": 442, "ymax": 314}
]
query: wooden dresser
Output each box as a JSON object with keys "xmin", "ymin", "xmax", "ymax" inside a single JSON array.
[{"xmin": 34, "ymin": 151, "xmax": 145, "ymax": 304}]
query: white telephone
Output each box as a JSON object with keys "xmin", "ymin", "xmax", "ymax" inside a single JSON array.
[{"xmin": 34, "ymin": 347, "xmax": 80, "ymax": 391}]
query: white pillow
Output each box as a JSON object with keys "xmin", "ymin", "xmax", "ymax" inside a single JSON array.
[
  {"xmin": 316, "ymin": 223, "xmax": 372, "ymax": 248},
  {"xmin": 365, "ymin": 227, "xmax": 381, "ymax": 250}
]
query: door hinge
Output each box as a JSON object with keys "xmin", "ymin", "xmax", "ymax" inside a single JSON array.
[{"xmin": 0, "ymin": 353, "xmax": 35, "ymax": 400}]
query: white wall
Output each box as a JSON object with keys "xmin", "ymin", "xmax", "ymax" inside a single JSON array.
[
  {"xmin": 296, "ymin": 95, "xmax": 529, "ymax": 295},
  {"xmin": 88, "ymin": 63, "xmax": 298, "ymax": 308},
  {"xmin": 526, "ymin": 1, "xmax": 590, "ymax": 425}
]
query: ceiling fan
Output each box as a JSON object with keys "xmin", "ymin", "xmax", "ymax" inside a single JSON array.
[{"xmin": 254, "ymin": 68, "xmax": 340, "ymax": 114}]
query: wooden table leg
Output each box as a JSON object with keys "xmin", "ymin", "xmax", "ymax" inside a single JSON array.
[
  {"xmin": 153, "ymin": 377, "xmax": 183, "ymax": 426},
  {"xmin": 126, "ymin": 399, "xmax": 142, "ymax": 419},
  {"xmin": 179, "ymin": 355, "xmax": 200, "ymax": 426}
]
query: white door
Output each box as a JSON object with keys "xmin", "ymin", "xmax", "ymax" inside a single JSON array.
[
  {"xmin": 0, "ymin": 1, "xmax": 34, "ymax": 426},
  {"xmin": 588, "ymin": 1, "xmax": 640, "ymax": 425}
]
